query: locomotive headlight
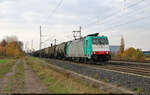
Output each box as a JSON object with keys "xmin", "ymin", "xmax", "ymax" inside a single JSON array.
[
  {"xmin": 93, "ymin": 51, "xmax": 95, "ymax": 54},
  {"xmin": 93, "ymin": 51, "xmax": 96, "ymax": 54},
  {"xmin": 106, "ymin": 51, "xmax": 109, "ymax": 54}
]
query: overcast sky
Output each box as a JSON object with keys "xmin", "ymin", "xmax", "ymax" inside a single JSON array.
[{"xmin": 0, "ymin": 0, "xmax": 150, "ymax": 51}]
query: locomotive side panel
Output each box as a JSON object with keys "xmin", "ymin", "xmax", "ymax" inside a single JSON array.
[{"xmin": 66, "ymin": 39, "xmax": 85, "ymax": 58}]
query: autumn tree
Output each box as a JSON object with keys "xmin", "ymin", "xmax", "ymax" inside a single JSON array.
[
  {"xmin": 6, "ymin": 41, "xmax": 24, "ymax": 57},
  {"xmin": 121, "ymin": 47, "xmax": 144, "ymax": 60},
  {"xmin": 0, "ymin": 36, "xmax": 24, "ymax": 57},
  {"xmin": 120, "ymin": 36, "xmax": 125, "ymax": 56}
]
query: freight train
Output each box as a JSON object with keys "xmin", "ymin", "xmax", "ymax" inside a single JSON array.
[{"xmin": 32, "ymin": 33, "xmax": 111, "ymax": 63}]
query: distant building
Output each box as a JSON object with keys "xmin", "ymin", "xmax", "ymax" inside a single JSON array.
[
  {"xmin": 109, "ymin": 45, "xmax": 120, "ymax": 54},
  {"xmin": 142, "ymin": 51, "xmax": 150, "ymax": 55}
]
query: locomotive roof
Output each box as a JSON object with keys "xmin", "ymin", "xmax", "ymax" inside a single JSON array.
[{"xmin": 87, "ymin": 33, "xmax": 99, "ymax": 36}]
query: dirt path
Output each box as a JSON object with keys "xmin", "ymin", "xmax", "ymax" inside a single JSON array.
[
  {"xmin": 24, "ymin": 61, "xmax": 49, "ymax": 93},
  {"xmin": 0, "ymin": 59, "xmax": 50, "ymax": 93},
  {"xmin": 0, "ymin": 59, "xmax": 20, "ymax": 92}
]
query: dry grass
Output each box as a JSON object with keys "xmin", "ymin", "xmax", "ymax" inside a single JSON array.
[
  {"xmin": 26, "ymin": 57, "xmax": 106, "ymax": 94},
  {"xmin": 145, "ymin": 57, "xmax": 150, "ymax": 61}
]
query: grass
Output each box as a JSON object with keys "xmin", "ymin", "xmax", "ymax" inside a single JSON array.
[
  {"xmin": 0, "ymin": 59, "xmax": 11, "ymax": 65},
  {"xmin": 103, "ymin": 78, "xmax": 109, "ymax": 83},
  {"xmin": 6, "ymin": 60, "xmax": 25, "ymax": 93},
  {"xmin": 0, "ymin": 59, "xmax": 15, "ymax": 78},
  {"xmin": 116, "ymin": 82, "xmax": 121, "ymax": 87},
  {"xmin": 131, "ymin": 88, "xmax": 143, "ymax": 93},
  {"xmin": 26, "ymin": 57, "xmax": 106, "ymax": 94},
  {"xmin": 11, "ymin": 60, "xmax": 25, "ymax": 92},
  {"xmin": 137, "ymin": 88, "xmax": 143, "ymax": 93}
]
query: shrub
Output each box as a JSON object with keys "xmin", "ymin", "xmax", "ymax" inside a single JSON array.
[
  {"xmin": 103, "ymin": 78, "xmax": 109, "ymax": 83},
  {"xmin": 116, "ymin": 82, "xmax": 121, "ymax": 87},
  {"xmin": 131, "ymin": 88, "xmax": 137, "ymax": 91},
  {"xmin": 137, "ymin": 88, "xmax": 143, "ymax": 93},
  {"xmin": 120, "ymin": 47, "xmax": 144, "ymax": 60}
]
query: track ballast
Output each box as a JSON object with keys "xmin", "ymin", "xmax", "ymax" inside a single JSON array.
[{"xmin": 44, "ymin": 58, "xmax": 150, "ymax": 93}]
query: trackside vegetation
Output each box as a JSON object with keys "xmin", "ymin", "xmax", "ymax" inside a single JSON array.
[
  {"xmin": 0, "ymin": 59, "xmax": 15, "ymax": 78},
  {"xmin": 112, "ymin": 36, "xmax": 146, "ymax": 61},
  {"xmin": 120, "ymin": 47, "xmax": 144, "ymax": 60},
  {"xmin": 0, "ymin": 59, "xmax": 11, "ymax": 65},
  {"xmin": 112, "ymin": 47, "xmax": 147, "ymax": 62},
  {"xmin": 26, "ymin": 57, "xmax": 106, "ymax": 94}
]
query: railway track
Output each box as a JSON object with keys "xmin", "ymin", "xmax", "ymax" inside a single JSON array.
[
  {"xmin": 110, "ymin": 60, "xmax": 150, "ymax": 66},
  {"xmin": 48, "ymin": 59, "xmax": 150, "ymax": 77},
  {"xmin": 90, "ymin": 64, "xmax": 150, "ymax": 77}
]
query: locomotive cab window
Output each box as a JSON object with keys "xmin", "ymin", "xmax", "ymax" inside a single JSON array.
[{"xmin": 92, "ymin": 38, "xmax": 108, "ymax": 45}]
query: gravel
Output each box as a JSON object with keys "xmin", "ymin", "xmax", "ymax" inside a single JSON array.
[{"xmin": 45, "ymin": 58, "xmax": 150, "ymax": 93}]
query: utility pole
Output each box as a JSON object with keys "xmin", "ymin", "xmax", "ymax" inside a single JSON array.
[
  {"xmin": 39, "ymin": 26, "xmax": 54, "ymax": 49},
  {"xmin": 72, "ymin": 26, "xmax": 82, "ymax": 40},
  {"xmin": 25, "ymin": 41, "xmax": 29, "ymax": 53},
  {"xmin": 79, "ymin": 26, "xmax": 82, "ymax": 38},
  {"xmin": 25, "ymin": 42, "xmax": 27, "ymax": 53},
  {"xmin": 31, "ymin": 40, "xmax": 33, "ymax": 52},
  {"xmin": 54, "ymin": 39, "xmax": 56, "ymax": 45},
  {"xmin": 40, "ymin": 26, "xmax": 42, "ymax": 50}
]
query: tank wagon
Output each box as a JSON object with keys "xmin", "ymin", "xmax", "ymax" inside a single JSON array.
[
  {"xmin": 44, "ymin": 48, "xmax": 49, "ymax": 58},
  {"xmin": 55, "ymin": 42, "xmax": 67, "ymax": 59},
  {"xmin": 33, "ymin": 33, "xmax": 111, "ymax": 62},
  {"xmin": 32, "ymin": 50, "xmax": 41, "ymax": 57},
  {"xmin": 48, "ymin": 45, "xmax": 56, "ymax": 58}
]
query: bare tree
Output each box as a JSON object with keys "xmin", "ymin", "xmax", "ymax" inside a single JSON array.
[
  {"xmin": 0, "ymin": 40, "xmax": 7, "ymax": 56},
  {"xmin": 120, "ymin": 36, "xmax": 125, "ymax": 55},
  {"xmin": 5, "ymin": 35, "xmax": 18, "ymax": 43},
  {"xmin": 0, "ymin": 40, "xmax": 7, "ymax": 47}
]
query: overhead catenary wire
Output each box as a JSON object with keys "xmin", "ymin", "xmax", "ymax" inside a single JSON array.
[
  {"xmin": 51, "ymin": 0, "xmax": 63, "ymax": 16},
  {"xmin": 100, "ymin": 14, "xmax": 150, "ymax": 32},
  {"xmin": 96, "ymin": 3, "xmax": 150, "ymax": 28},
  {"xmin": 88, "ymin": 0, "xmax": 145, "ymax": 27},
  {"xmin": 39, "ymin": 0, "xmax": 148, "ymax": 48},
  {"xmin": 42, "ymin": 35, "xmax": 55, "ymax": 44},
  {"xmin": 82, "ymin": 0, "xmax": 132, "ymax": 26},
  {"xmin": 83, "ymin": 0, "xmax": 145, "ymax": 28},
  {"xmin": 81, "ymin": 0, "xmax": 148, "ymax": 37},
  {"xmin": 39, "ymin": 0, "xmax": 64, "ymax": 49},
  {"xmin": 42, "ymin": 0, "xmax": 64, "ymax": 25}
]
